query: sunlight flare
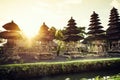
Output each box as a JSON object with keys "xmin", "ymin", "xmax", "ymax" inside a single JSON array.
[{"xmin": 21, "ymin": 26, "xmax": 38, "ymax": 39}]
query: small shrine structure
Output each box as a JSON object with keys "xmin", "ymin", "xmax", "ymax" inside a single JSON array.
[
  {"xmin": 0, "ymin": 21, "xmax": 23, "ymax": 47},
  {"xmin": 35, "ymin": 22, "xmax": 57, "ymax": 59}
]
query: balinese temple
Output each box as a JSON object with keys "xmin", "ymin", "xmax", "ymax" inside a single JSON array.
[
  {"xmin": 86, "ymin": 11, "xmax": 106, "ymax": 53},
  {"xmin": 106, "ymin": 7, "xmax": 120, "ymax": 53},
  {"xmin": 63, "ymin": 17, "xmax": 83, "ymax": 54},
  {"xmin": 37, "ymin": 22, "xmax": 54, "ymax": 42},
  {"xmin": 36, "ymin": 22, "xmax": 57, "ymax": 59},
  {"xmin": 0, "ymin": 21, "xmax": 23, "ymax": 47},
  {"xmin": 64, "ymin": 17, "xmax": 83, "ymax": 42}
]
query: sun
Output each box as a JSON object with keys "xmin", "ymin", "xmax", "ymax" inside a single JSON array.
[{"xmin": 22, "ymin": 30, "xmax": 37, "ymax": 39}]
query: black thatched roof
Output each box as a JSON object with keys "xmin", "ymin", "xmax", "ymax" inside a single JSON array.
[
  {"xmin": 39, "ymin": 22, "xmax": 49, "ymax": 32},
  {"xmin": 0, "ymin": 31, "xmax": 22, "ymax": 39},
  {"xmin": 87, "ymin": 11, "xmax": 105, "ymax": 39},
  {"xmin": 63, "ymin": 17, "xmax": 84, "ymax": 42},
  {"xmin": 85, "ymin": 34, "xmax": 106, "ymax": 41},
  {"xmin": 95, "ymin": 34, "xmax": 107, "ymax": 40},
  {"xmin": 64, "ymin": 29, "xmax": 80, "ymax": 35},
  {"xmin": 37, "ymin": 23, "xmax": 54, "ymax": 41},
  {"xmin": 87, "ymin": 29, "xmax": 105, "ymax": 34},
  {"xmin": 3, "ymin": 21, "xmax": 21, "ymax": 31},
  {"xmin": 67, "ymin": 17, "xmax": 77, "ymax": 28},
  {"xmin": 88, "ymin": 26, "xmax": 103, "ymax": 30},
  {"xmin": 107, "ymin": 7, "xmax": 120, "ymax": 41}
]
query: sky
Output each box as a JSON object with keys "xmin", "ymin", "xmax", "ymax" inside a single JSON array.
[{"xmin": 0, "ymin": 0, "xmax": 120, "ymax": 37}]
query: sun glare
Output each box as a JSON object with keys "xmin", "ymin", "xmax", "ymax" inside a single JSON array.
[{"xmin": 23, "ymin": 30, "xmax": 37, "ymax": 39}]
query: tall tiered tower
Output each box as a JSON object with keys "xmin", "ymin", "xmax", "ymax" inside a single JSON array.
[
  {"xmin": 87, "ymin": 11, "xmax": 105, "ymax": 39},
  {"xmin": 63, "ymin": 17, "xmax": 83, "ymax": 42},
  {"xmin": 106, "ymin": 7, "xmax": 120, "ymax": 52},
  {"xmin": 63, "ymin": 17, "xmax": 83, "ymax": 54},
  {"xmin": 87, "ymin": 11, "xmax": 106, "ymax": 53}
]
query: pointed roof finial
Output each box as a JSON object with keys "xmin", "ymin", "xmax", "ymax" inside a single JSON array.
[
  {"xmin": 11, "ymin": 20, "xmax": 14, "ymax": 23},
  {"xmin": 40, "ymin": 22, "xmax": 49, "ymax": 29},
  {"xmin": 43, "ymin": 22, "xmax": 45, "ymax": 25},
  {"xmin": 93, "ymin": 11, "xmax": 95, "ymax": 14},
  {"xmin": 68, "ymin": 16, "xmax": 75, "ymax": 22},
  {"xmin": 113, "ymin": 7, "xmax": 115, "ymax": 9},
  {"xmin": 112, "ymin": 7, "xmax": 117, "ymax": 10},
  {"xmin": 92, "ymin": 11, "xmax": 98, "ymax": 16}
]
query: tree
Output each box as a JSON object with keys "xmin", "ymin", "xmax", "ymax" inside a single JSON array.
[
  {"xmin": 49, "ymin": 26, "xmax": 56, "ymax": 39},
  {"xmin": 54, "ymin": 30, "xmax": 64, "ymax": 56},
  {"xmin": 78, "ymin": 27, "xmax": 86, "ymax": 38},
  {"xmin": 106, "ymin": 7, "xmax": 120, "ymax": 52},
  {"xmin": 55, "ymin": 30, "xmax": 64, "ymax": 40}
]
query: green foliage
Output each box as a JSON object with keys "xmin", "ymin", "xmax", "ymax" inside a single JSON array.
[
  {"xmin": 49, "ymin": 27, "xmax": 56, "ymax": 34},
  {"xmin": 49, "ymin": 26, "xmax": 56, "ymax": 38},
  {"xmin": 0, "ymin": 58, "xmax": 120, "ymax": 79},
  {"xmin": 95, "ymin": 76, "xmax": 100, "ymax": 80},
  {"xmin": 81, "ymin": 78, "xmax": 87, "ymax": 80},
  {"xmin": 78, "ymin": 27, "xmax": 86, "ymax": 38},
  {"xmin": 55, "ymin": 30, "xmax": 64, "ymax": 40},
  {"xmin": 66, "ymin": 56, "xmax": 72, "ymax": 61},
  {"xmin": 67, "ymin": 75, "xmax": 120, "ymax": 80}
]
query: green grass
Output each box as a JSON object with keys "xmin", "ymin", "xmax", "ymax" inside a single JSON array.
[
  {"xmin": 80, "ymin": 74, "xmax": 120, "ymax": 80},
  {"xmin": 1, "ymin": 57, "xmax": 120, "ymax": 65},
  {"xmin": 0, "ymin": 58, "xmax": 120, "ymax": 79}
]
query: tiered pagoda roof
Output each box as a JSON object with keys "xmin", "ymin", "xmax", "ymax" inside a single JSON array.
[
  {"xmin": 0, "ymin": 21, "xmax": 22, "ymax": 39},
  {"xmin": 87, "ymin": 11, "xmax": 106, "ymax": 40},
  {"xmin": 106, "ymin": 7, "xmax": 120, "ymax": 40},
  {"xmin": 63, "ymin": 17, "xmax": 83, "ymax": 42},
  {"xmin": 3, "ymin": 21, "xmax": 21, "ymax": 31},
  {"xmin": 37, "ymin": 22, "xmax": 53, "ymax": 41},
  {"xmin": 39, "ymin": 22, "xmax": 49, "ymax": 33},
  {"xmin": 0, "ymin": 31, "xmax": 22, "ymax": 39}
]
